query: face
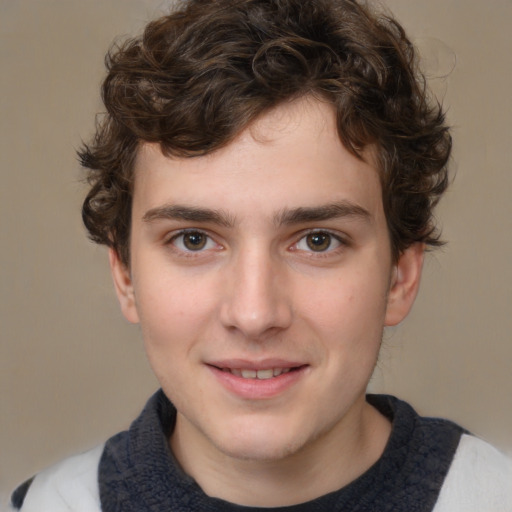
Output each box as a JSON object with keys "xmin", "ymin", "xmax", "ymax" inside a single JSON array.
[{"xmin": 111, "ymin": 98, "xmax": 423, "ymax": 466}]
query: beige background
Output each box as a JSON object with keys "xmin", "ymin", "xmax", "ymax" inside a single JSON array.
[{"xmin": 1, "ymin": 0, "xmax": 511, "ymax": 505}]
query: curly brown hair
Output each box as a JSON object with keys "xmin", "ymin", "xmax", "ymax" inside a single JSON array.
[{"xmin": 80, "ymin": 0, "xmax": 451, "ymax": 266}]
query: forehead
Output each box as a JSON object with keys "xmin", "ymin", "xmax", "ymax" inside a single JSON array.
[{"xmin": 132, "ymin": 97, "xmax": 383, "ymax": 221}]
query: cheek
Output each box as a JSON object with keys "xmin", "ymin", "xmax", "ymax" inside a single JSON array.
[
  {"xmin": 134, "ymin": 273, "xmax": 213, "ymax": 352},
  {"xmin": 135, "ymin": 280, "xmax": 206, "ymax": 397},
  {"xmin": 302, "ymin": 270, "xmax": 389, "ymax": 335}
]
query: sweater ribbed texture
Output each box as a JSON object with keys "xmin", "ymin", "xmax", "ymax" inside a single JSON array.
[{"xmin": 98, "ymin": 391, "xmax": 464, "ymax": 512}]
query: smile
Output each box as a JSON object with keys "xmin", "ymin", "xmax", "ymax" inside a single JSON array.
[
  {"xmin": 209, "ymin": 363, "xmax": 308, "ymax": 399},
  {"xmin": 221, "ymin": 368, "xmax": 292, "ymax": 379}
]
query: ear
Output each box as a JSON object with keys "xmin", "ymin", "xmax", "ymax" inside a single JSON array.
[
  {"xmin": 384, "ymin": 243, "xmax": 424, "ymax": 327},
  {"xmin": 109, "ymin": 248, "xmax": 140, "ymax": 324}
]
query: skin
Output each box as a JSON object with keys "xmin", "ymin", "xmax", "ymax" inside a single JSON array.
[{"xmin": 110, "ymin": 97, "xmax": 424, "ymax": 506}]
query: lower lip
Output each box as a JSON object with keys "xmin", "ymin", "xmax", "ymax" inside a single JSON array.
[{"xmin": 208, "ymin": 366, "xmax": 308, "ymax": 400}]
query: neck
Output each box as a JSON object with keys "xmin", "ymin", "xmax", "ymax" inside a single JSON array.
[{"xmin": 170, "ymin": 399, "xmax": 391, "ymax": 507}]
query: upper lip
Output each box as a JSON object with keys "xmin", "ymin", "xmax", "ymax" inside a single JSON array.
[{"xmin": 207, "ymin": 358, "xmax": 307, "ymax": 371}]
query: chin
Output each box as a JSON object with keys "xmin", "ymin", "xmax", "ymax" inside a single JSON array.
[
  {"xmin": 218, "ymin": 437, "xmax": 301, "ymax": 462},
  {"xmin": 210, "ymin": 419, "xmax": 312, "ymax": 462}
]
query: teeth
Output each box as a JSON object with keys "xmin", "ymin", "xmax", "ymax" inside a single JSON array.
[
  {"xmin": 256, "ymin": 369, "xmax": 273, "ymax": 380},
  {"xmin": 229, "ymin": 368, "xmax": 293, "ymax": 379}
]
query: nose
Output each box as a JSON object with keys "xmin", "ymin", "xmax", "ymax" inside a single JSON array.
[{"xmin": 219, "ymin": 245, "xmax": 293, "ymax": 340}]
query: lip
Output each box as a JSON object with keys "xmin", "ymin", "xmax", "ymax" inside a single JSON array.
[
  {"xmin": 208, "ymin": 358, "xmax": 306, "ymax": 371},
  {"xmin": 206, "ymin": 359, "xmax": 309, "ymax": 400}
]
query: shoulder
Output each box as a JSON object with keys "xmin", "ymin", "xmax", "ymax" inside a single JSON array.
[
  {"xmin": 9, "ymin": 444, "xmax": 104, "ymax": 512},
  {"xmin": 434, "ymin": 434, "xmax": 512, "ymax": 512}
]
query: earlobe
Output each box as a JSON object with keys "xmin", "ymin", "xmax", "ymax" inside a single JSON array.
[
  {"xmin": 384, "ymin": 243, "xmax": 424, "ymax": 327},
  {"xmin": 108, "ymin": 248, "xmax": 140, "ymax": 324}
]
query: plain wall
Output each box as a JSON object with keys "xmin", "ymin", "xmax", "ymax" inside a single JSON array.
[{"xmin": 1, "ymin": 0, "xmax": 511, "ymax": 504}]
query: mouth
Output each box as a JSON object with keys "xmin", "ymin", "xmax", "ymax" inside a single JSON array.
[{"xmin": 207, "ymin": 361, "xmax": 308, "ymax": 399}]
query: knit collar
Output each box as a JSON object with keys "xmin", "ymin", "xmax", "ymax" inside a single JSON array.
[{"xmin": 99, "ymin": 390, "xmax": 463, "ymax": 512}]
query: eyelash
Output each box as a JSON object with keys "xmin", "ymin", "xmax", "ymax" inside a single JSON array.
[
  {"xmin": 166, "ymin": 229, "xmax": 221, "ymax": 255},
  {"xmin": 291, "ymin": 230, "xmax": 349, "ymax": 256}
]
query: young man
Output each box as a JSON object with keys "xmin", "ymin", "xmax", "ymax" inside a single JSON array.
[{"xmin": 10, "ymin": 0, "xmax": 512, "ymax": 510}]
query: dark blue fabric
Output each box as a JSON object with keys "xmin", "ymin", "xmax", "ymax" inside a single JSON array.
[
  {"xmin": 98, "ymin": 391, "xmax": 464, "ymax": 512},
  {"xmin": 10, "ymin": 477, "xmax": 34, "ymax": 509}
]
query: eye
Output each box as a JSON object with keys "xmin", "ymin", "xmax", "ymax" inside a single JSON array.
[
  {"xmin": 294, "ymin": 231, "xmax": 343, "ymax": 253},
  {"xmin": 171, "ymin": 230, "xmax": 217, "ymax": 252}
]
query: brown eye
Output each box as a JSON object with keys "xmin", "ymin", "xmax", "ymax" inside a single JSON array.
[
  {"xmin": 306, "ymin": 232, "xmax": 332, "ymax": 252},
  {"xmin": 294, "ymin": 231, "xmax": 344, "ymax": 255},
  {"xmin": 171, "ymin": 231, "xmax": 215, "ymax": 252},
  {"xmin": 182, "ymin": 232, "xmax": 207, "ymax": 251}
]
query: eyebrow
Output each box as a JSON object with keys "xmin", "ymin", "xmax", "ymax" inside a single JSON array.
[
  {"xmin": 142, "ymin": 204, "xmax": 235, "ymax": 227},
  {"xmin": 274, "ymin": 202, "xmax": 372, "ymax": 226},
  {"xmin": 142, "ymin": 201, "xmax": 371, "ymax": 229}
]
